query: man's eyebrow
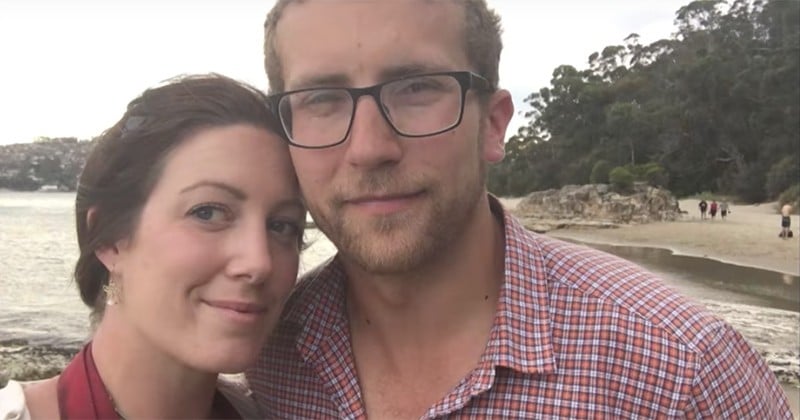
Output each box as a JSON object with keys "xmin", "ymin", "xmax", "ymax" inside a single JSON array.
[
  {"xmin": 377, "ymin": 64, "xmax": 450, "ymax": 81},
  {"xmin": 180, "ymin": 181, "xmax": 246, "ymax": 200},
  {"xmin": 290, "ymin": 73, "xmax": 351, "ymax": 90},
  {"xmin": 289, "ymin": 64, "xmax": 452, "ymax": 90}
]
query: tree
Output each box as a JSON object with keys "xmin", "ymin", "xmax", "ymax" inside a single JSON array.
[{"xmin": 489, "ymin": 0, "xmax": 799, "ymax": 202}]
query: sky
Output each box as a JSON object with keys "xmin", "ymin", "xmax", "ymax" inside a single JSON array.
[{"xmin": 0, "ymin": 0, "xmax": 691, "ymax": 145}]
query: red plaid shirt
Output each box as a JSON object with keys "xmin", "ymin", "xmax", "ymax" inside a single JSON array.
[{"xmin": 247, "ymin": 197, "xmax": 792, "ymax": 419}]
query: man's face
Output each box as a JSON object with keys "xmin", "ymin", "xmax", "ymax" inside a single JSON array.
[{"xmin": 274, "ymin": 0, "xmax": 509, "ymax": 274}]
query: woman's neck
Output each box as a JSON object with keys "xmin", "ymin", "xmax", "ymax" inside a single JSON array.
[{"xmin": 91, "ymin": 314, "xmax": 219, "ymax": 419}]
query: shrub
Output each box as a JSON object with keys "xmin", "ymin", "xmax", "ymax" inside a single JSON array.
[
  {"xmin": 733, "ymin": 162, "xmax": 767, "ymax": 203},
  {"xmin": 778, "ymin": 184, "xmax": 800, "ymax": 213},
  {"xmin": 641, "ymin": 162, "xmax": 668, "ymax": 187},
  {"xmin": 590, "ymin": 160, "xmax": 612, "ymax": 184},
  {"xmin": 609, "ymin": 166, "xmax": 634, "ymax": 192},
  {"xmin": 766, "ymin": 156, "xmax": 799, "ymax": 199}
]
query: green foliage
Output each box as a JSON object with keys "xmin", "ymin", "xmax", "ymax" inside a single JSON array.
[
  {"xmin": 488, "ymin": 0, "xmax": 799, "ymax": 202},
  {"xmin": 778, "ymin": 184, "xmax": 800, "ymax": 212},
  {"xmin": 732, "ymin": 162, "xmax": 768, "ymax": 203},
  {"xmin": 590, "ymin": 160, "xmax": 612, "ymax": 184},
  {"xmin": 640, "ymin": 162, "xmax": 668, "ymax": 187},
  {"xmin": 0, "ymin": 138, "xmax": 92, "ymax": 191},
  {"xmin": 766, "ymin": 156, "xmax": 800, "ymax": 199},
  {"xmin": 609, "ymin": 166, "xmax": 634, "ymax": 192},
  {"xmin": 605, "ymin": 162, "xmax": 666, "ymax": 191}
]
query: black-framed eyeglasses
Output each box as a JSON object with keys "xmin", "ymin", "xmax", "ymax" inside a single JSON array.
[{"xmin": 268, "ymin": 71, "xmax": 491, "ymax": 149}]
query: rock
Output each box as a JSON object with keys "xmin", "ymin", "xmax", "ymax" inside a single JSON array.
[
  {"xmin": 0, "ymin": 344, "xmax": 79, "ymax": 387},
  {"xmin": 513, "ymin": 183, "xmax": 680, "ymax": 226}
]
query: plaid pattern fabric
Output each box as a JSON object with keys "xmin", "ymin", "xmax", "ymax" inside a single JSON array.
[{"xmin": 247, "ymin": 196, "xmax": 792, "ymax": 419}]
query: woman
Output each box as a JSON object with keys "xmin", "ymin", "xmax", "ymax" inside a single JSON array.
[{"xmin": 0, "ymin": 74, "xmax": 305, "ymax": 418}]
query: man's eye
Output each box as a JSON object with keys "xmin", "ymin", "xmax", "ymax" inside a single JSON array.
[
  {"xmin": 300, "ymin": 91, "xmax": 346, "ymax": 106},
  {"xmin": 401, "ymin": 81, "xmax": 438, "ymax": 94},
  {"xmin": 393, "ymin": 77, "xmax": 446, "ymax": 95}
]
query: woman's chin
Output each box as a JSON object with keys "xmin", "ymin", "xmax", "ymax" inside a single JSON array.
[{"xmin": 194, "ymin": 342, "xmax": 262, "ymax": 374}]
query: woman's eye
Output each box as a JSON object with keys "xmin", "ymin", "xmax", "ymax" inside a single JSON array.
[
  {"xmin": 268, "ymin": 219, "xmax": 301, "ymax": 238},
  {"xmin": 188, "ymin": 204, "xmax": 230, "ymax": 223}
]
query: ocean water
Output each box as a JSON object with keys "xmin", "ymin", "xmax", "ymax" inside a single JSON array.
[{"xmin": 1, "ymin": 191, "xmax": 798, "ymax": 388}]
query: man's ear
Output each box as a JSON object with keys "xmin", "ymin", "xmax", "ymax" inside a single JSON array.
[
  {"xmin": 481, "ymin": 89, "xmax": 514, "ymax": 163},
  {"xmin": 87, "ymin": 207, "xmax": 120, "ymax": 271}
]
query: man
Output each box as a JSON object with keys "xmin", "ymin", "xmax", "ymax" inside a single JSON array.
[
  {"xmin": 720, "ymin": 201, "xmax": 730, "ymax": 220},
  {"xmin": 699, "ymin": 199, "xmax": 708, "ymax": 220},
  {"xmin": 246, "ymin": 0, "xmax": 792, "ymax": 418},
  {"xmin": 781, "ymin": 203, "xmax": 793, "ymax": 239}
]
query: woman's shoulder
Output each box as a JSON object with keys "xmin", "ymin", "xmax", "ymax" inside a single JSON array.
[
  {"xmin": 2, "ymin": 377, "xmax": 59, "ymax": 420},
  {"xmin": 0, "ymin": 380, "xmax": 31, "ymax": 420}
]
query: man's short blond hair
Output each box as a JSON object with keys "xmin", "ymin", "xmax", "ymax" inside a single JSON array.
[{"xmin": 263, "ymin": 0, "xmax": 503, "ymax": 93}]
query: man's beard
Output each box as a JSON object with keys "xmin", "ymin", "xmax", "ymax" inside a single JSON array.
[{"xmin": 309, "ymin": 160, "xmax": 487, "ymax": 276}]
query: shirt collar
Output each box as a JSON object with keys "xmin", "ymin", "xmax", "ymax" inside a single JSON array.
[
  {"xmin": 480, "ymin": 195, "xmax": 557, "ymax": 375},
  {"xmin": 284, "ymin": 195, "xmax": 558, "ymax": 376}
]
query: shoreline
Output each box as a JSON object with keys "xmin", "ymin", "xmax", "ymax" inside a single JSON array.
[
  {"xmin": 548, "ymin": 231, "xmax": 799, "ymax": 277},
  {"xmin": 502, "ymin": 197, "xmax": 800, "ymax": 277}
]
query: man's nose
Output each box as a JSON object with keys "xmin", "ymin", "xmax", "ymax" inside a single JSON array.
[{"xmin": 343, "ymin": 96, "xmax": 404, "ymax": 167}]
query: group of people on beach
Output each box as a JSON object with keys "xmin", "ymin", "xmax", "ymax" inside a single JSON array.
[
  {"xmin": 697, "ymin": 199, "xmax": 730, "ymax": 220},
  {"xmin": 0, "ymin": 1, "xmax": 793, "ymax": 418},
  {"xmin": 698, "ymin": 199, "xmax": 795, "ymax": 240}
]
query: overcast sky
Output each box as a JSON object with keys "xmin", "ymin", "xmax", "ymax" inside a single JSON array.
[{"xmin": 0, "ymin": 0, "xmax": 690, "ymax": 145}]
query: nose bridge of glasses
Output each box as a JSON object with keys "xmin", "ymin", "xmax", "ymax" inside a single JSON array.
[{"xmin": 349, "ymin": 83, "xmax": 395, "ymax": 130}]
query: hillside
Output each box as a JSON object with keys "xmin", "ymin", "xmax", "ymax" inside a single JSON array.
[{"xmin": 0, "ymin": 138, "xmax": 93, "ymax": 191}]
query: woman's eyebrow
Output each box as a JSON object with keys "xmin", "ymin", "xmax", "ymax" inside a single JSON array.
[{"xmin": 179, "ymin": 180, "xmax": 246, "ymax": 200}]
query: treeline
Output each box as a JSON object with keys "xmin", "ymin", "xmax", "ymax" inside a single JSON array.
[
  {"xmin": 489, "ymin": 0, "xmax": 799, "ymax": 205},
  {"xmin": 0, "ymin": 137, "xmax": 93, "ymax": 191}
]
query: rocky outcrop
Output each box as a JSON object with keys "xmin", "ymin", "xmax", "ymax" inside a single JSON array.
[
  {"xmin": 511, "ymin": 183, "xmax": 681, "ymax": 232},
  {"xmin": 0, "ymin": 340, "xmax": 79, "ymax": 386}
]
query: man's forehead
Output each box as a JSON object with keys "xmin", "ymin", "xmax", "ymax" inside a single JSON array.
[
  {"xmin": 276, "ymin": 0, "xmax": 462, "ymax": 28},
  {"xmin": 274, "ymin": 0, "xmax": 467, "ymax": 90}
]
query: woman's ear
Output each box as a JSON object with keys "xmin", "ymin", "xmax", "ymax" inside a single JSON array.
[{"xmin": 87, "ymin": 207, "xmax": 119, "ymax": 271}]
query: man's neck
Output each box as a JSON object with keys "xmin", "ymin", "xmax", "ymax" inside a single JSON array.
[
  {"xmin": 343, "ymin": 195, "xmax": 506, "ymax": 418},
  {"xmin": 92, "ymin": 317, "xmax": 218, "ymax": 419},
  {"xmin": 345, "ymin": 194, "xmax": 505, "ymax": 358}
]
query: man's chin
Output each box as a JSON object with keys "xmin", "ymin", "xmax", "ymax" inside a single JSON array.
[{"xmin": 340, "ymin": 229, "xmax": 432, "ymax": 274}]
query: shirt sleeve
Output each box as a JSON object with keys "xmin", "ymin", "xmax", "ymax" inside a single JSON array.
[{"xmin": 682, "ymin": 324, "xmax": 793, "ymax": 418}]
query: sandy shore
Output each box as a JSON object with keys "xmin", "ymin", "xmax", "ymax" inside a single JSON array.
[{"xmin": 502, "ymin": 197, "xmax": 799, "ymax": 277}]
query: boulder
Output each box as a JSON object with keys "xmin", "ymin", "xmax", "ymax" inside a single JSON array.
[{"xmin": 514, "ymin": 183, "xmax": 681, "ymax": 225}]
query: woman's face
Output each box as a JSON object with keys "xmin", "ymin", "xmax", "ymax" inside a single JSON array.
[{"xmin": 98, "ymin": 123, "xmax": 304, "ymax": 373}]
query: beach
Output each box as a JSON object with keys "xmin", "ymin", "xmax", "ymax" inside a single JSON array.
[{"xmin": 503, "ymin": 197, "xmax": 799, "ymax": 277}]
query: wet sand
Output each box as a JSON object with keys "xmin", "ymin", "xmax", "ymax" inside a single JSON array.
[{"xmin": 503, "ymin": 197, "xmax": 799, "ymax": 276}]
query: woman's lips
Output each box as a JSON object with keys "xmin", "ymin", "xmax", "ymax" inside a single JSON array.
[{"xmin": 203, "ymin": 300, "xmax": 268, "ymax": 324}]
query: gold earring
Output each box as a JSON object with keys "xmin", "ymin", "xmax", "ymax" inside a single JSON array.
[{"xmin": 103, "ymin": 271, "xmax": 122, "ymax": 306}]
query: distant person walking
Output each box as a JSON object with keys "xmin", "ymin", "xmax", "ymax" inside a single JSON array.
[
  {"xmin": 699, "ymin": 199, "xmax": 708, "ymax": 220},
  {"xmin": 720, "ymin": 201, "xmax": 730, "ymax": 220},
  {"xmin": 709, "ymin": 200, "xmax": 718, "ymax": 219},
  {"xmin": 780, "ymin": 203, "xmax": 793, "ymax": 239}
]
